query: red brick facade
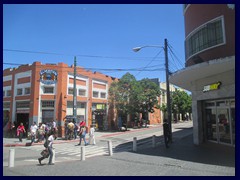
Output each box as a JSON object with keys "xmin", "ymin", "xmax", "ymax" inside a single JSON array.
[{"xmin": 3, "ymin": 62, "xmax": 162, "ymax": 137}]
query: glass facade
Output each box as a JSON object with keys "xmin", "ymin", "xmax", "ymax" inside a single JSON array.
[
  {"xmin": 204, "ymin": 99, "xmax": 235, "ymax": 146},
  {"xmin": 185, "ymin": 17, "xmax": 224, "ymax": 60}
]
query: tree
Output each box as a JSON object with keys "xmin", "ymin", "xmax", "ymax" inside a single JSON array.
[
  {"xmin": 171, "ymin": 89, "xmax": 192, "ymax": 121},
  {"xmin": 109, "ymin": 73, "xmax": 161, "ymax": 127}
]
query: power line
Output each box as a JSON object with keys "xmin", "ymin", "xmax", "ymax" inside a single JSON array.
[
  {"xmin": 3, "ymin": 48, "xmax": 164, "ymax": 62},
  {"xmin": 167, "ymin": 42, "xmax": 185, "ymax": 68},
  {"xmin": 135, "ymin": 48, "xmax": 164, "ymax": 77},
  {"xmin": 3, "ymin": 62, "xmax": 165, "ymax": 72}
]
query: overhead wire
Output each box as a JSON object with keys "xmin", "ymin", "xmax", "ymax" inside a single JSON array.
[{"xmin": 134, "ymin": 48, "xmax": 164, "ymax": 77}]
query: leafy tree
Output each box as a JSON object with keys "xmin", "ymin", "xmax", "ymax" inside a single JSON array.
[
  {"xmin": 171, "ymin": 89, "xmax": 192, "ymax": 120},
  {"xmin": 109, "ymin": 73, "xmax": 161, "ymax": 126}
]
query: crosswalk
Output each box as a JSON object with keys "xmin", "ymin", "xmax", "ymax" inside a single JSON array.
[{"xmin": 20, "ymin": 136, "xmax": 164, "ymax": 162}]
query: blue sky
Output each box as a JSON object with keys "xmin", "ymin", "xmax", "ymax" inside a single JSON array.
[{"xmin": 3, "ymin": 4, "xmax": 185, "ymax": 82}]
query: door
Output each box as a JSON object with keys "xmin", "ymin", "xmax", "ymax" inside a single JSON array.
[{"xmin": 216, "ymin": 108, "xmax": 231, "ymax": 144}]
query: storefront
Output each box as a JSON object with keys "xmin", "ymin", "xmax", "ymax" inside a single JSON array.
[
  {"xmin": 204, "ymin": 99, "xmax": 235, "ymax": 146},
  {"xmin": 92, "ymin": 103, "xmax": 107, "ymax": 130}
]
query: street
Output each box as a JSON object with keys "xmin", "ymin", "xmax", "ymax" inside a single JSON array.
[{"xmin": 3, "ymin": 121, "xmax": 235, "ymax": 176}]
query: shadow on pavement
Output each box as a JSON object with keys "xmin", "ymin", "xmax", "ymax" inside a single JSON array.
[
  {"xmin": 135, "ymin": 134, "xmax": 235, "ymax": 168},
  {"xmin": 113, "ymin": 127, "xmax": 235, "ymax": 168}
]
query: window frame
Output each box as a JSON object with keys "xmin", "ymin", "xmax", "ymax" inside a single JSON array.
[{"xmin": 185, "ymin": 16, "xmax": 225, "ymax": 61}]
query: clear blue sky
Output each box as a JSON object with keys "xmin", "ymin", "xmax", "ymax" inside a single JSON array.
[{"xmin": 3, "ymin": 4, "xmax": 185, "ymax": 82}]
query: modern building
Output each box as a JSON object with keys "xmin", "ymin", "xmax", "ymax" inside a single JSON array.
[
  {"xmin": 170, "ymin": 4, "xmax": 235, "ymax": 146},
  {"xmin": 3, "ymin": 62, "xmax": 117, "ymax": 137}
]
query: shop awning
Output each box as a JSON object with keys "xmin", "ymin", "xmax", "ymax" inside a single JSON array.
[{"xmin": 169, "ymin": 56, "xmax": 235, "ymax": 91}]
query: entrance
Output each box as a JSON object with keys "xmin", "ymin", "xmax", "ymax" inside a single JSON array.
[
  {"xmin": 204, "ymin": 99, "xmax": 235, "ymax": 146},
  {"xmin": 16, "ymin": 113, "xmax": 29, "ymax": 137}
]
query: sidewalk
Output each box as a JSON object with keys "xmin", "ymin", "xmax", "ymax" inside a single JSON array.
[{"xmin": 3, "ymin": 124, "xmax": 162, "ymax": 147}]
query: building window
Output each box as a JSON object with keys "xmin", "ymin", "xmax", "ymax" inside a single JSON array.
[
  {"xmin": 100, "ymin": 92, "xmax": 106, "ymax": 99},
  {"xmin": 79, "ymin": 89, "xmax": 86, "ymax": 97},
  {"xmin": 185, "ymin": 17, "xmax": 224, "ymax": 60},
  {"xmin": 42, "ymin": 101, "xmax": 55, "ymax": 108},
  {"xmin": 43, "ymin": 87, "xmax": 54, "ymax": 94},
  {"xmin": 68, "ymin": 88, "xmax": 74, "ymax": 95},
  {"xmin": 93, "ymin": 91, "xmax": 99, "ymax": 98},
  {"xmin": 17, "ymin": 88, "xmax": 23, "ymax": 95},
  {"xmin": 25, "ymin": 87, "xmax": 31, "ymax": 95},
  {"xmin": 3, "ymin": 91, "xmax": 5, "ymax": 97},
  {"xmin": 3, "ymin": 102, "xmax": 10, "ymax": 108},
  {"xmin": 16, "ymin": 101, "xmax": 30, "ymax": 108},
  {"xmin": 7, "ymin": 90, "xmax": 11, "ymax": 97}
]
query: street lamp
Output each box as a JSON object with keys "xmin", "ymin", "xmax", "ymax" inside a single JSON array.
[{"xmin": 132, "ymin": 39, "xmax": 172, "ymax": 143}]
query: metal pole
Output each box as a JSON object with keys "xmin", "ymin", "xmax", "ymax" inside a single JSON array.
[
  {"xmin": 133, "ymin": 137, "xmax": 137, "ymax": 152},
  {"xmin": 73, "ymin": 56, "xmax": 77, "ymax": 122},
  {"xmin": 152, "ymin": 135, "xmax": 156, "ymax": 148},
  {"xmin": 108, "ymin": 140, "xmax": 113, "ymax": 156},
  {"xmin": 81, "ymin": 146, "xmax": 85, "ymax": 161},
  {"xmin": 164, "ymin": 38, "xmax": 172, "ymax": 142},
  {"xmin": 8, "ymin": 149, "xmax": 15, "ymax": 167}
]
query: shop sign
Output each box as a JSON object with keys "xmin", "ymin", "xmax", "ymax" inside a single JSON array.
[
  {"xmin": 203, "ymin": 82, "xmax": 221, "ymax": 92},
  {"xmin": 40, "ymin": 69, "xmax": 58, "ymax": 85},
  {"xmin": 96, "ymin": 104, "xmax": 105, "ymax": 109}
]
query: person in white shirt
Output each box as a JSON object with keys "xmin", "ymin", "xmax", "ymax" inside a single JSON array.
[
  {"xmin": 38, "ymin": 131, "xmax": 55, "ymax": 165},
  {"xmin": 88, "ymin": 124, "xmax": 96, "ymax": 145},
  {"xmin": 30, "ymin": 122, "xmax": 38, "ymax": 145},
  {"xmin": 47, "ymin": 131, "xmax": 55, "ymax": 165}
]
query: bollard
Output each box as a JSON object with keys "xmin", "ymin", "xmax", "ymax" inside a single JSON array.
[
  {"xmin": 52, "ymin": 149, "xmax": 55, "ymax": 164},
  {"xmin": 9, "ymin": 149, "xmax": 15, "ymax": 167},
  {"xmin": 81, "ymin": 146, "xmax": 85, "ymax": 161},
  {"xmin": 108, "ymin": 140, "xmax": 113, "ymax": 156},
  {"xmin": 152, "ymin": 135, "xmax": 156, "ymax": 148},
  {"xmin": 133, "ymin": 137, "xmax": 137, "ymax": 152}
]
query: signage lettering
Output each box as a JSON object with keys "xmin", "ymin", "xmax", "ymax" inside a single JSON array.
[
  {"xmin": 40, "ymin": 69, "xmax": 58, "ymax": 85},
  {"xmin": 203, "ymin": 82, "xmax": 221, "ymax": 92}
]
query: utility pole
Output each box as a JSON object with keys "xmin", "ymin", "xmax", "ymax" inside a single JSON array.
[
  {"xmin": 73, "ymin": 56, "xmax": 77, "ymax": 122},
  {"xmin": 164, "ymin": 38, "xmax": 172, "ymax": 142}
]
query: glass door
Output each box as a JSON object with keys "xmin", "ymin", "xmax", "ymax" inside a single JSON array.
[
  {"xmin": 205, "ymin": 108, "xmax": 217, "ymax": 141},
  {"xmin": 205, "ymin": 99, "xmax": 235, "ymax": 146},
  {"xmin": 216, "ymin": 107, "xmax": 231, "ymax": 144}
]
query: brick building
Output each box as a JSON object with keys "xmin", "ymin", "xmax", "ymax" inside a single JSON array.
[
  {"xmin": 3, "ymin": 62, "xmax": 118, "ymax": 137},
  {"xmin": 3, "ymin": 61, "xmax": 164, "ymax": 137}
]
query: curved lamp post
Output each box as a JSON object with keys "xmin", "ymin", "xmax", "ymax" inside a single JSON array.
[{"xmin": 132, "ymin": 39, "xmax": 172, "ymax": 143}]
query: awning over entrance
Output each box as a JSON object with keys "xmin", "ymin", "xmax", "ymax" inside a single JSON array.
[{"xmin": 169, "ymin": 56, "xmax": 235, "ymax": 91}]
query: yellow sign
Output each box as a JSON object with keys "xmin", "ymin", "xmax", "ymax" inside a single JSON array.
[{"xmin": 203, "ymin": 82, "xmax": 221, "ymax": 92}]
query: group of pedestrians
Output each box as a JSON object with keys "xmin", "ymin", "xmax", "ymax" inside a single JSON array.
[{"xmin": 37, "ymin": 120, "xmax": 96, "ymax": 166}]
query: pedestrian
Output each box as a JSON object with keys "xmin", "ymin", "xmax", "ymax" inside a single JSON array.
[
  {"xmin": 38, "ymin": 123, "xmax": 45, "ymax": 143},
  {"xmin": 88, "ymin": 124, "xmax": 96, "ymax": 145},
  {"xmin": 77, "ymin": 122, "xmax": 88, "ymax": 146},
  {"xmin": 17, "ymin": 123, "xmax": 26, "ymax": 142},
  {"xmin": 73, "ymin": 121, "xmax": 79, "ymax": 140},
  {"xmin": 38, "ymin": 131, "xmax": 55, "ymax": 165},
  {"xmin": 67, "ymin": 120, "xmax": 74, "ymax": 140},
  {"xmin": 51, "ymin": 119, "xmax": 58, "ymax": 140},
  {"xmin": 30, "ymin": 122, "xmax": 38, "ymax": 145}
]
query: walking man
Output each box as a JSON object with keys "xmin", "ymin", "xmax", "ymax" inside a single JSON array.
[
  {"xmin": 30, "ymin": 122, "xmax": 38, "ymax": 145},
  {"xmin": 88, "ymin": 124, "xmax": 96, "ymax": 145}
]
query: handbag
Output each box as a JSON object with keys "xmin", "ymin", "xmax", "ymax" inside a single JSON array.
[{"xmin": 41, "ymin": 149, "xmax": 49, "ymax": 158}]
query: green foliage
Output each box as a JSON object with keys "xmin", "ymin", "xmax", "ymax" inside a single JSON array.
[
  {"xmin": 109, "ymin": 73, "xmax": 160, "ymax": 116},
  {"xmin": 171, "ymin": 89, "xmax": 192, "ymax": 116}
]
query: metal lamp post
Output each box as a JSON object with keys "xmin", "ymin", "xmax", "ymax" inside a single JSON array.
[{"xmin": 133, "ymin": 38, "xmax": 172, "ymax": 142}]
